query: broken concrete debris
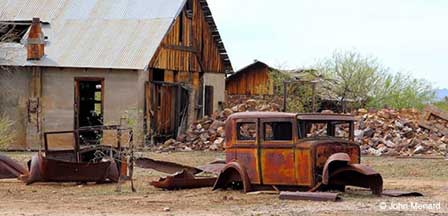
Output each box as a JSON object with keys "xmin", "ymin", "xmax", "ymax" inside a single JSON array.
[
  {"xmin": 154, "ymin": 98, "xmax": 447, "ymax": 157},
  {"xmin": 357, "ymin": 107, "xmax": 448, "ymax": 157}
]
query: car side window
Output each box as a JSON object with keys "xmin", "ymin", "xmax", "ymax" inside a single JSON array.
[
  {"xmin": 237, "ymin": 122, "xmax": 257, "ymax": 141},
  {"xmin": 264, "ymin": 122, "xmax": 292, "ymax": 141}
]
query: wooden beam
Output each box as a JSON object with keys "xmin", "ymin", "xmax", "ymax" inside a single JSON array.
[{"xmin": 161, "ymin": 44, "xmax": 198, "ymax": 53}]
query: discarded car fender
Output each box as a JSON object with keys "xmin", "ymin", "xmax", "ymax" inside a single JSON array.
[
  {"xmin": 326, "ymin": 163, "xmax": 383, "ymax": 196},
  {"xmin": 150, "ymin": 170, "xmax": 217, "ymax": 190},
  {"xmin": 0, "ymin": 153, "xmax": 28, "ymax": 179},
  {"xmin": 213, "ymin": 161, "xmax": 252, "ymax": 193},
  {"xmin": 135, "ymin": 157, "xmax": 202, "ymax": 175},
  {"xmin": 26, "ymin": 154, "xmax": 44, "ymax": 184},
  {"xmin": 322, "ymin": 153, "xmax": 352, "ymax": 185}
]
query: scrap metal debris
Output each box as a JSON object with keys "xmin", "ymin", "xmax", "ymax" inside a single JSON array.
[
  {"xmin": 279, "ymin": 191, "xmax": 341, "ymax": 202},
  {"xmin": 135, "ymin": 157, "xmax": 202, "ymax": 175},
  {"xmin": 0, "ymin": 153, "xmax": 28, "ymax": 179},
  {"xmin": 26, "ymin": 153, "xmax": 119, "ymax": 184},
  {"xmin": 150, "ymin": 170, "xmax": 217, "ymax": 190},
  {"xmin": 320, "ymin": 153, "xmax": 383, "ymax": 196}
]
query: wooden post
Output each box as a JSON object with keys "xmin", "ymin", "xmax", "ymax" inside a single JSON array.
[{"xmin": 283, "ymin": 81, "xmax": 288, "ymax": 112}]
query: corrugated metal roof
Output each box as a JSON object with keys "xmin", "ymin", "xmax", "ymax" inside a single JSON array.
[{"xmin": 0, "ymin": 0, "xmax": 186, "ymax": 70}]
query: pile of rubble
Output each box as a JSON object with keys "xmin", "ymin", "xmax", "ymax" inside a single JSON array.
[
  {"xmin": 154, "ymin": 99, "xmax": 281, "ymax": 152},
  {"xmin": 155, "ymin": 97, "xmax": 447, "ymax": 157},
  {"xmin": 356, "ymin": 107, "xmax": 447, "ymax": 157}
]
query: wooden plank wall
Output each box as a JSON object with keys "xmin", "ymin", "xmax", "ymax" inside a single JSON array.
[
  {"xmin": 226, "ymin": 64, "xmax": 274, "ymax": 95},
  {"xmin": 150, "ymin": 0, "xmax": 226, "ymax": 74}
]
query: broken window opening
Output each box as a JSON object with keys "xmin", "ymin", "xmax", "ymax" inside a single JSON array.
[
  {"xmin": 264, "ymin": 122, "xmax": 292, "ymax": 141},
  {"xmin": 237, "ymin": 122, "xmax": 257, "ymax": 141},
  {"xmin": 0, "ymin": 22, "xmax": 31, "ymax": 43},
  {"xmin": 298, "ymin": 121, "xmax": 351, "ymax": 139}
]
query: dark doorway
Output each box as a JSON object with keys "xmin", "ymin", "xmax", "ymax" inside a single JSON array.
[
  {"xmin": 75, "ymin": 78, "xmax": 104, "ymax": 145},
  {"xmin": 204, "ymin": 85, "xmax": 214, "ymax": 116}
]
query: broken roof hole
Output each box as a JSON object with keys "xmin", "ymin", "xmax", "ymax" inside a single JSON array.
[{"xmin": 0, "ymin": 21, "xmax": 32, "ymax": 43}]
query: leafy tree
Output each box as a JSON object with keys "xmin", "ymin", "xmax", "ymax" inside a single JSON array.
[{"xmin": 315, "ymin": 50, "xmax": 435, "ymax": 110}]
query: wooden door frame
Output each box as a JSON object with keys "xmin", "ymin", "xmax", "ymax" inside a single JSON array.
[{"xmin": 74, "ymin": 77, "xmax": 105, "ymax": 130}]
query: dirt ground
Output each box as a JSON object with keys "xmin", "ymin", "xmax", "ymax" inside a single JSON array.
[{"xmin": 0, "ymin": 151, "xmax": 447, "ymax": 216}]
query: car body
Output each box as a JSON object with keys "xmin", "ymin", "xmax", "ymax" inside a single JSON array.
[{"xmin": 213, "ymin": 112, "xmax": 382, "ymax": 195}]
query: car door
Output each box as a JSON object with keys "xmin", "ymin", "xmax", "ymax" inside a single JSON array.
[
  {"xmin": 260, "ymin": 118, "xmax": 296, "ymax": 185},
  {"xmin": 233, "ymin": 118, "xmax": 261, "ymax": 184}
]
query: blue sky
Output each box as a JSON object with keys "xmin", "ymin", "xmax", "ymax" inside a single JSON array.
[{"xmin": 208, "ymin": 0, "xmax": 448, "ymax": 88}]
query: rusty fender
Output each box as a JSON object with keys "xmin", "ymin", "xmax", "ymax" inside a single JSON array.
[
  {"xmin": 322, "ymin": 153, "xmax": 383, "ymax": 196},
  {"xmin": 150, "ymin": 170, "xmax": 217, "ymax": 190},
  {"xmin": 213, "ymin": 161, "xmax": 252, "ymax": 193},
  {"xmin": 136, "ymin": 157, "xmax": 202, "ymax": 175},
  {"xmin": 26, "ymin": 153, "xmax": 119, "ymax": 185},
  {"xmin": 0, "ymin": 153, "xmax": 28, "ymax": 179}
]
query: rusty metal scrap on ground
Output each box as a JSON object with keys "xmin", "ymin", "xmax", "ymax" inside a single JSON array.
[
  {"xmin": 136, "ymin": 157, "xmax": 225, "ymax": 190},
  {"xmin": 150, "ymin": 170, "xmax": 217, "ymax": 190},
  {"xmin": 25, "ymin": 126, "xmax": 132, "ymax": 184},
  {"xmin": 135, "ymin": 157, "xmax": 202, "ymax": 175},
  {"xmin": 0, "ymin": 153, "xmax": 28, "ymax": 179},
  {"xmin": 279, "ymin": 191, "xmax": 341, "ymax": 202},
  {"xmin": 26, "ymin": 153, "xmax": 119, "ymax": 185}
]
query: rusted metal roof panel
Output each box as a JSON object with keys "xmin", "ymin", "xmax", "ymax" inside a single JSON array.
[{"xmin": 0, "ymin": 0, "xmax": 186, "ymax": 70}]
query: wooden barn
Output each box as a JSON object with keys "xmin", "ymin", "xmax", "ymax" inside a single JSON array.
[
  {"xmin": 0, "ymin": 0, "xmax": 233, "ymax": 149},
  {"xmin": 226, "ymin": 61, "xmax": 275, "ymax": 96}
]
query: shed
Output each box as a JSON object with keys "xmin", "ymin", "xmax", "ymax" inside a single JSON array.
[
  {"xmin": 226, "ymin": 60, "xmax": 274, "ymax": 96},
  {"xmin": 0, "ymin": 0, "xmax": 233, "ymax": 149}
]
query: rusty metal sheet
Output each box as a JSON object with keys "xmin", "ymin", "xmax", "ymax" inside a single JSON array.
[
  {"xmin": 0, "ymin": 153, "xmax": 28, "ymax": 179},
  {"xmin": 279, "ymin": 191, "xmax": 341, "ymax": 202},
  {"xmin": 382, "ymin": 190, "xmax": 423, "ymax": 197},
  {"xmin": 26, "ymin": 153, "xmax": 119, "ymax": 184},
  {"xmin": 135, "ymin": 157, "xmax": 201, "ymax": 175},
  {"xmin": 150, "ymin": 170, "xmax": 216, "ymax": 190}
]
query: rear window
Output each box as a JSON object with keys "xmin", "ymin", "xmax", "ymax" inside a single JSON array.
[
  {"xmin": 237, "ymin": 122, "xmax": 257, "ymax": 140},
  {"xmin": 298, "ymin": 121, "xmax": 351, "ymax": 139},
  {"xmin": 264, "ymin": 122, "xmax": 292, "ymax": 141}
]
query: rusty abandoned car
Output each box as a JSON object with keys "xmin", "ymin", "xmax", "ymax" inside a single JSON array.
[
  {"xmin": 212, "ymin": 112, "xmax": 383, "ymax": 195},
  {"xmin": 26, "ymin": 126, "xmax": 132, "ymax": 184}
]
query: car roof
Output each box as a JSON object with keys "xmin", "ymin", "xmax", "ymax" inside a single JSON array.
[
  {"xmin": 296, "ymin": 113, "xmax": 356, "ymax": 121},
  {"xmin": 228, "ymin": 112, "xmax": 356, "ymax": 121}
]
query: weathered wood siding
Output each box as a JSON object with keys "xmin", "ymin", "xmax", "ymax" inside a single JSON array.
[
  {"xmin": 150, "ymin": 0, "xmax": 226, "ymax": 74},
  {"xmin": 226, "ymin": 63, "xmax": 274, "ymax": 95}
]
